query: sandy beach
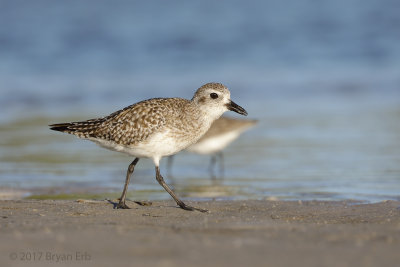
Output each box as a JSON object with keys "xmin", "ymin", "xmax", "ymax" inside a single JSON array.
[{"xmin": 1, "ymin": 199, "xmax": 399, "ymax": 267}]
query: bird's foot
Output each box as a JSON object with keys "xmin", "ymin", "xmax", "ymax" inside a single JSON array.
[
  {"xmin": 134, "ymin": 201, "xmax": 152, "ymax": 206},
  {"xmin": 116, "ymin": 201, "xmax": 131, "ymax": 209},
  {"xmin": 180, "ymin": 203, "xmax": 209, "ymax": 213}
]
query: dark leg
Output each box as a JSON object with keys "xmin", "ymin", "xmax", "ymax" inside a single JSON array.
[
  {"xmin": 217, "ymin": 152, "xmax": 224, "ymax": 179},
  {"xmin": 166, "ymin": 155, "xmax": 174, "ymax": 178},
  {"xmin": 155, "ymin": 166, "xmax": 208, "ymax": 213},
  {"xmin": 209, "ymin": 155, "xmax": 217, "ymax": 180},
  {"xmin": 117, "ymin": 158, "xmax": 139, "ymax": 209}
]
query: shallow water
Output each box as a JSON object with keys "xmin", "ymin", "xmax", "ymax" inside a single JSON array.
[{"xmin": 0, "ymin": 0, "xmax": 399, "ymax": 202}]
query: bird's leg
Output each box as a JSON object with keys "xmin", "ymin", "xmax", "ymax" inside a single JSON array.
[
  {"xmin": 209, "ymin": 155, "xmax": 217, "ymax": 180},
  {"xmin": 166, "ymin": 155, "xmax": 174, "ymax": 178},
  {"xmin": 116, "ymin": 158, "xmax": 139, "ymax": 209},
  {"xmin": 218, "ymin": 152, "xmax": 224, "ymax": 179},
  {"xmin": 155, "ymin": 166, "xmax": 208, "ymax": 213}
]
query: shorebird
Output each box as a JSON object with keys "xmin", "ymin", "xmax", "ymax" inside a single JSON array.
[
  {"xmin": 167, "ymin": 117, "xmax": 257, "ymax": 179},
  {"xmin": 49, "ymin": 83, "xmax": 247, "ymax": 212}
]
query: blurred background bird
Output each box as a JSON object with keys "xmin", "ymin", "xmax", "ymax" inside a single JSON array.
[{"xmin": 168, "ymin": 116, "xmax": 257, "ymax": 179}]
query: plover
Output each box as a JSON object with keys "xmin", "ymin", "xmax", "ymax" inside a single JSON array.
[
  {"xmin": 168, "ymin": 116, "xmax": 257, "ymax": 179},
  {"xmin": 49, "ymin": 83, "xmax": 247, "ymax": 212}
]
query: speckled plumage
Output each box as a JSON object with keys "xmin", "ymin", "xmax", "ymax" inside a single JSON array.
[
  {"xmin": 52, "ymin": 98, "xmax": 204, "ymax": 146},
  {"xmin": 50, "ymin": 82, "xmax": 248, "ymax": 212},
  {"xmin": 50, "ymin": 83, "xmax": 235, "ymax": 152}
]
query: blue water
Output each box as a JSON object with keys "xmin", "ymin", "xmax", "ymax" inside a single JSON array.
[{"xmin": 1, "ymin": 0, "xmax": 399, "ymax": 202}]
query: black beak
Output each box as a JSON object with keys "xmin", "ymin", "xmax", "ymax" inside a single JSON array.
[{"xmin": 226, "ymin": 100, "xmax": 248, "ymax": 116}]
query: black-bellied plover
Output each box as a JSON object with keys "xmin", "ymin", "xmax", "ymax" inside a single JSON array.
[
  {"xmin": 49, "ymin": 83, "xmax": 247, "ymax": 212},
  {"xmin": 168, "ymin": 116, "xmax": 257, "ymax": 179}
]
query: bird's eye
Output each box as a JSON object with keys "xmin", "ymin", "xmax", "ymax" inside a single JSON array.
[{"xmin": 210, "ymin": 93, "xmax": 218, "ymax": 99}]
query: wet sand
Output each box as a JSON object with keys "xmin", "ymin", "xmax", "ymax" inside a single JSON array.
[{"xmin": 1, "ymin": 199, "xmax": 399, "ymax": 267}]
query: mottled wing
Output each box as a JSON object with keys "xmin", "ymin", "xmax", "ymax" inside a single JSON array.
[
  {"xmin": 50, "ymin": 98, "xmax": 169, "ymax": 145},
  {"xmin": 97, "ymin": 99, "xmax": 168, "ymax": 145}
]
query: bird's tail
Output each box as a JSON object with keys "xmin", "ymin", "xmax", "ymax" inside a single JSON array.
[
  {"xmin": 49, "ymin": 119, "xmax": 105, "ymax": 138},
  {"xmin": 49, "ymin": 123, "xmax": 73, "ymax": 133}
]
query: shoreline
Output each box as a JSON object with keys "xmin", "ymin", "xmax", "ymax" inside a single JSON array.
[
  {"xmin": 1, "ymin": 199, "xmax": 399, "ymax": 267},
  {"xmin": 1, "ymin": 185, "xmax": 398, "ymax": 204}
]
